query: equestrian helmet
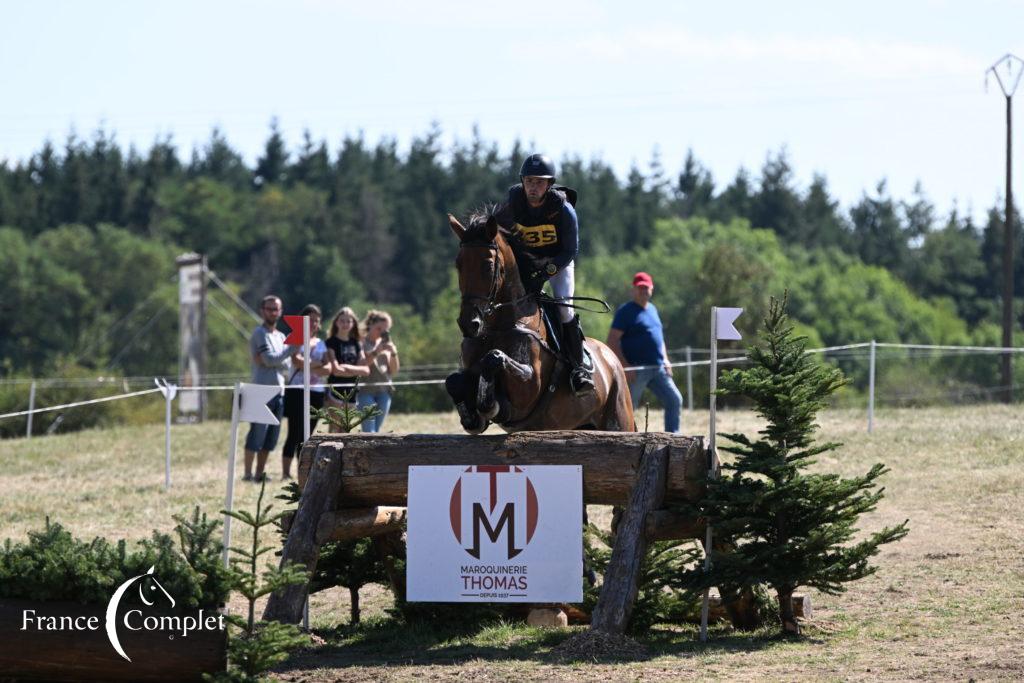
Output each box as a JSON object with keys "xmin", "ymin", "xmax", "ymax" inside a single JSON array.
[{"xmin": 519, "ymin": 153, "xmax": 556, "ymax": 180}]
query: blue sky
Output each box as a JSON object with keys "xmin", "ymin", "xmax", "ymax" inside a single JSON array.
[{"xmin": 2, "ymin": 0, "xmax": 1023, "ymax": 222}]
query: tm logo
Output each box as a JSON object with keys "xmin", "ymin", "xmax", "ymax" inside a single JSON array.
[
  {"xmin": 105, "ymin": 566, "xmax": 175, "ymax": 661},
  {"xmin": 448, "ymin": 465, "xmax": 539, "ymax": 560}
]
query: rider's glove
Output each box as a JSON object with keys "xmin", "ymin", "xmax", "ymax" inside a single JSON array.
[{"xmin": 524, "ymin": 269, "xmax": 547, "ymax": 293}]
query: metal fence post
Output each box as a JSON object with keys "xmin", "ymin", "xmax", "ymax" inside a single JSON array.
[
  {"xmin": 685, "ymin": 346, "xmax": 693, "ymax": 412},
  {"xmin": 868, "ymin": 339, "xmax": 876, "ymax": 433},
  {"xmin": 26, "ymin": 381, "xmax": 36, "ymax": 439}
]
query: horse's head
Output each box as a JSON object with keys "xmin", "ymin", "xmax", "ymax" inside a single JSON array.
[{"xmin": 449, "ymin": 211, "xmax": 517, "ymax": 338}]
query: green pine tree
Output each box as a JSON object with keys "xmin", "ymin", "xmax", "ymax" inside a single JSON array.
[
  {"xmin": 688, "ymin": 294, "xmax": 908, "ymax": 635},
  {"xmin": 213, "ymin": 481, "xmax": 308, "ymax": 682}
]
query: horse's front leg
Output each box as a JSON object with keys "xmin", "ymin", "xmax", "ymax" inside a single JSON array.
[
  {"xmin": 446, "ymin": 370, "xmax": 488, "ymax": 434},
  {"xmin": 477, "ymin": 349, "xmax": 534, "ymax": 421}
]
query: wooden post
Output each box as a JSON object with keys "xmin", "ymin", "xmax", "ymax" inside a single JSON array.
[
  {"xmin": 263, "ymin": 447, "xmax": 345, "ymax": 624},
  {"xmin": 590, "ymin": 443, "xmax": 669, "ymax": 634}
]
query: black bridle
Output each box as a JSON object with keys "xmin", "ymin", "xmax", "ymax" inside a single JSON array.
[{"xmin": 458, "ymin": 240, "xmax": 506, "ymax": 320}]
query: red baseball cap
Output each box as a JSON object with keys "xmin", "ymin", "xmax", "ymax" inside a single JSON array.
[{"xmin": 632, "ymin": 272, "xmax": 654, "ymax": 287}]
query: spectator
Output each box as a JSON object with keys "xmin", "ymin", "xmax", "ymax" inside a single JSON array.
[
  {"xmin": 324, "ymin": 306, "xmax": 370, "ymax": 432},
  {"xmin": 606, "ymin": 272, "xmax": 684, "ymax": 433},
  {"xmin": 280, "ymin": 304, "xmax": 330, "ymax": 480},
  {"xmin": 358, "ymin": 309, "xmax": 400, "ymax": 432},
  {"xmin": 244, "ymin": 295, "xmax": 299, "ymax": 482}
]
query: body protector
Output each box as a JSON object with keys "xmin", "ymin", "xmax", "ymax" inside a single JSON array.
[{"xmin": 495, "ymin": 184, "xmax": 579, "ymax": 293}]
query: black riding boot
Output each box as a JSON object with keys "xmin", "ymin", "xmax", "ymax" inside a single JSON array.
[{"xmin": 562, "ymin": 315, "xmax": 594, "ymax": 395}]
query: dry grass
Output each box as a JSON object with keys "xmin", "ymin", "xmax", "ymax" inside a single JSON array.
[{"xmin": 1, "ymin": 405, "xmax": 1022, "ymax": 681}]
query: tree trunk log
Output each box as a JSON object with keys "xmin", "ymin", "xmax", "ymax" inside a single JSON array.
[
  {"xmin": 349, "ymin": 586, "xmax": 361, "ymax": 625},
  {"xmin": 297, "ymin": 431, "xmax": 704, "ymax": 506},
  {"xmin": 315, "ymin": 507, "xmax": 407, "ymax": 545},
  {"xmin": 264, "ymin": 447, "xmax": 345, "ymax": 624},
  {"xmin": 590, "ymin": 443, "xmax": 669, "ymax": 634}
]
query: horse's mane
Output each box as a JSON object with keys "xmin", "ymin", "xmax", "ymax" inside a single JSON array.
[{"xmin": 464, "ymin": 204, "xmax": 513, "ymax": 244}]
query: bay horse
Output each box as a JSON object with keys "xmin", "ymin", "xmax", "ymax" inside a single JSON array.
[{"xmin": 445, "ymin": 210, "xmax": 634, "ymax": 434}]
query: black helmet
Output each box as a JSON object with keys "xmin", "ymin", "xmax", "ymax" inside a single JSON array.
[{"xmin": 519, "ymin": 153, "xmax": 556, "ymax": 180}]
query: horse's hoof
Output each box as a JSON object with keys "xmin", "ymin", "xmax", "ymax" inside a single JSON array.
[
  {"xmin": 464, "ymin": 419, "xmax": 489, "ymax": 435},
  {"xmin": 479, "ymin": 401, "xmax": 499, "ymax": 420}
]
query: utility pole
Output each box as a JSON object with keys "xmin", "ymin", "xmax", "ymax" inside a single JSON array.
[
  {"xmin": 987, "ymin": 54, "xmax": 1023, "ymax": 403},
  {"xmin": 176, "ymin": 252, "xmax": 208, "ymax": 421}
]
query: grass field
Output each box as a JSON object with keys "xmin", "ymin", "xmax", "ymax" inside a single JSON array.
[{"xmin": 1, "ymin": 405, "xmax": 1022, "ymax": 681}]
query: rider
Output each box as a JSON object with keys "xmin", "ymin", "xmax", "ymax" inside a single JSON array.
[{"xmin": 495, "ymin": 153, "xmax": 594, "ymax": 395}]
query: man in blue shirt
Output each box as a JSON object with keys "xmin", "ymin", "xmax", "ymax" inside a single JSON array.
[{"xmin": 606, "ymin": 272, "xmax": 684, "ymax": 432}]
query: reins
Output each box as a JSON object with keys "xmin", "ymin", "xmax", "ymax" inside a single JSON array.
[{"xmin": 458, "ymin": 237, "xmax": 612, "ymax": 327}]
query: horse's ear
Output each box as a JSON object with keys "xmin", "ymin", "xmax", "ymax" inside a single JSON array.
[
  {"xmin": 486, "ymin": 215, "xmax": 498, "ymax": 240},
  {"xmin": 448, "ymin": 214, "xmax": 465, "ymax": 240}
]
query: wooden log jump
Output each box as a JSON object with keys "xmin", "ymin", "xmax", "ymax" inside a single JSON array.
[{"xmin": 266, "ymin": 431, "xmax": 710, "ymax": 628}]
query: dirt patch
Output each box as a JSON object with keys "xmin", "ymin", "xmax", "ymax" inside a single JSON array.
[{"xmin": 549, "ymin": 629, "xmax": 648, "ymax": 663}]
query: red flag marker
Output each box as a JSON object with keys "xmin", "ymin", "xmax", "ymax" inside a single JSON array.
[{"xmin": 283, "ymin": 315, "xmax": 307, "ymax": 344}]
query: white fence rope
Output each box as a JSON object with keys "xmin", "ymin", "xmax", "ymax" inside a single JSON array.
[{"xmin": 2, "ymin": 341, "xmax": 1023, "ymax": 422}]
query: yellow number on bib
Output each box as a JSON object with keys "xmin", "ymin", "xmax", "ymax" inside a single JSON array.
[{"xmin": 517, "ymin": 224, "xmax": 558, "ymax": 247}]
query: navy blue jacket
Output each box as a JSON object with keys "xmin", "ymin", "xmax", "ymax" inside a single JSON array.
[{"xmin": 495, "ymin": 184, "xmax": 579, "ymax": 271}]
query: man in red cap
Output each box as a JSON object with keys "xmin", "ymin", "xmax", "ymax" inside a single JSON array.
[{"xmin": 606, "ymin": 272, "xmax": 683, "ymax": 432}]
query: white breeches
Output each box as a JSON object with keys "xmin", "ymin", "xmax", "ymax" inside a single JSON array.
[{"xmin": 549, "ymin": 262, "xmax": 575, "ymax": 323}]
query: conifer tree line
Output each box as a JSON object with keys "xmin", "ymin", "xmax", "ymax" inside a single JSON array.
[{"xmin": 0, "ymin": 122, "xmax": 1021, "ymax": 406}]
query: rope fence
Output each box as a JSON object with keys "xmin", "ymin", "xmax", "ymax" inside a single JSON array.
[{"xmin": 2, "ymin": 342, "xmax": 1023, "ymax": 433}]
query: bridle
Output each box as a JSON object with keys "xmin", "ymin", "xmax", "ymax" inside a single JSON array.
[
  {"xmin": 458, "ymin": 239, "xmax": 537, "ymax": 322},
  {"xmin": 459, "ymin": 240, "xmax": 505, "ymax": 320}
]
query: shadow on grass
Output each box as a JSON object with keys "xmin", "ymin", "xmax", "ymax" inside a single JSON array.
[{"xmin": 276, "ymin": 616, "xmax": 814, "ymax": 672}]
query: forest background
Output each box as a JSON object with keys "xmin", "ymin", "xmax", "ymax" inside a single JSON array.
[{"xmin": 1, "ymin": 123, "xmax": 1021, "ymax": 434}]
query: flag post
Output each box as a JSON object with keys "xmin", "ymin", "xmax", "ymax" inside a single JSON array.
[
  {"xmin": 223, "ymin": 381, "xmax": 241, "ymax": 567},
  {"xmin": 700, "ymin": 308, "xmax": 718, "ymax": 643},
  {"xmin": 301, "ymin": 315, "xmax": 311, "ymax": 631},
  {"xmin": 155, "ymin": 378, "xmax": 178, "ymax": 491},
  {"xmin": 302, "ymin": 316, "xmax": 311, "ymax": 444},
  {"xmin": 700, "ymin": 306, "xmax": 743, "ymax": 643},
  {"xmin": 224, "ymin": 382, "xmax": 282, "ymax": 567}
]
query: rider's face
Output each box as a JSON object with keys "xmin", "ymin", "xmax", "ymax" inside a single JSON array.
[{"xmin": 522, "ymin": 176, "xmax": 551, "ymax": 206}]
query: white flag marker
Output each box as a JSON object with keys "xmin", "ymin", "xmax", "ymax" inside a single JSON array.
[
  {"xmin": 239, "ymin": 383, "xmax": 282, "ymax": 425},
  {"xmin": 715, "ymin": 307, "xmax": 744, "ymax": 341}
]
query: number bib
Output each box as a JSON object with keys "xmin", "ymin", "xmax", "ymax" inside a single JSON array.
[{"xmin": 515, "ymin": 223, "xmax": 558, "ymax": 247}]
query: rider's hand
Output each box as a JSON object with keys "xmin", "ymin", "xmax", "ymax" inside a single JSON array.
[{"xmin": 524, "ymin": 270, "xmax": 547, "ymax": 293}]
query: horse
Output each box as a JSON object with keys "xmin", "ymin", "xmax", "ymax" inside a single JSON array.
[{"xmin": 445, "ymin": 210, "xmax": 635, "ymax": 434}]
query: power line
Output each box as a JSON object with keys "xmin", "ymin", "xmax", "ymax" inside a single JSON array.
[
  {"xmin": 207, "ymin": 290, "xmax": 253, "ymax": 341},
  {"xmin": 106, "ymin": 303, "xmax": 172, "ymax": 369},
  {"xmin": 207, "ymin": 270, "xmax": 260, "ymax": 322}
]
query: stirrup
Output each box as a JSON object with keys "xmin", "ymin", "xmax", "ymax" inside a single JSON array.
[{"xmin": 569, "ymin": 367, "xmax": 595, "ymax": 395}]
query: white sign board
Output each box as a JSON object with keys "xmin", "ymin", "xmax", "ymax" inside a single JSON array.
[{"xmin": 407, "ymin": 465, "xmax": 583, "ymax": 603}]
